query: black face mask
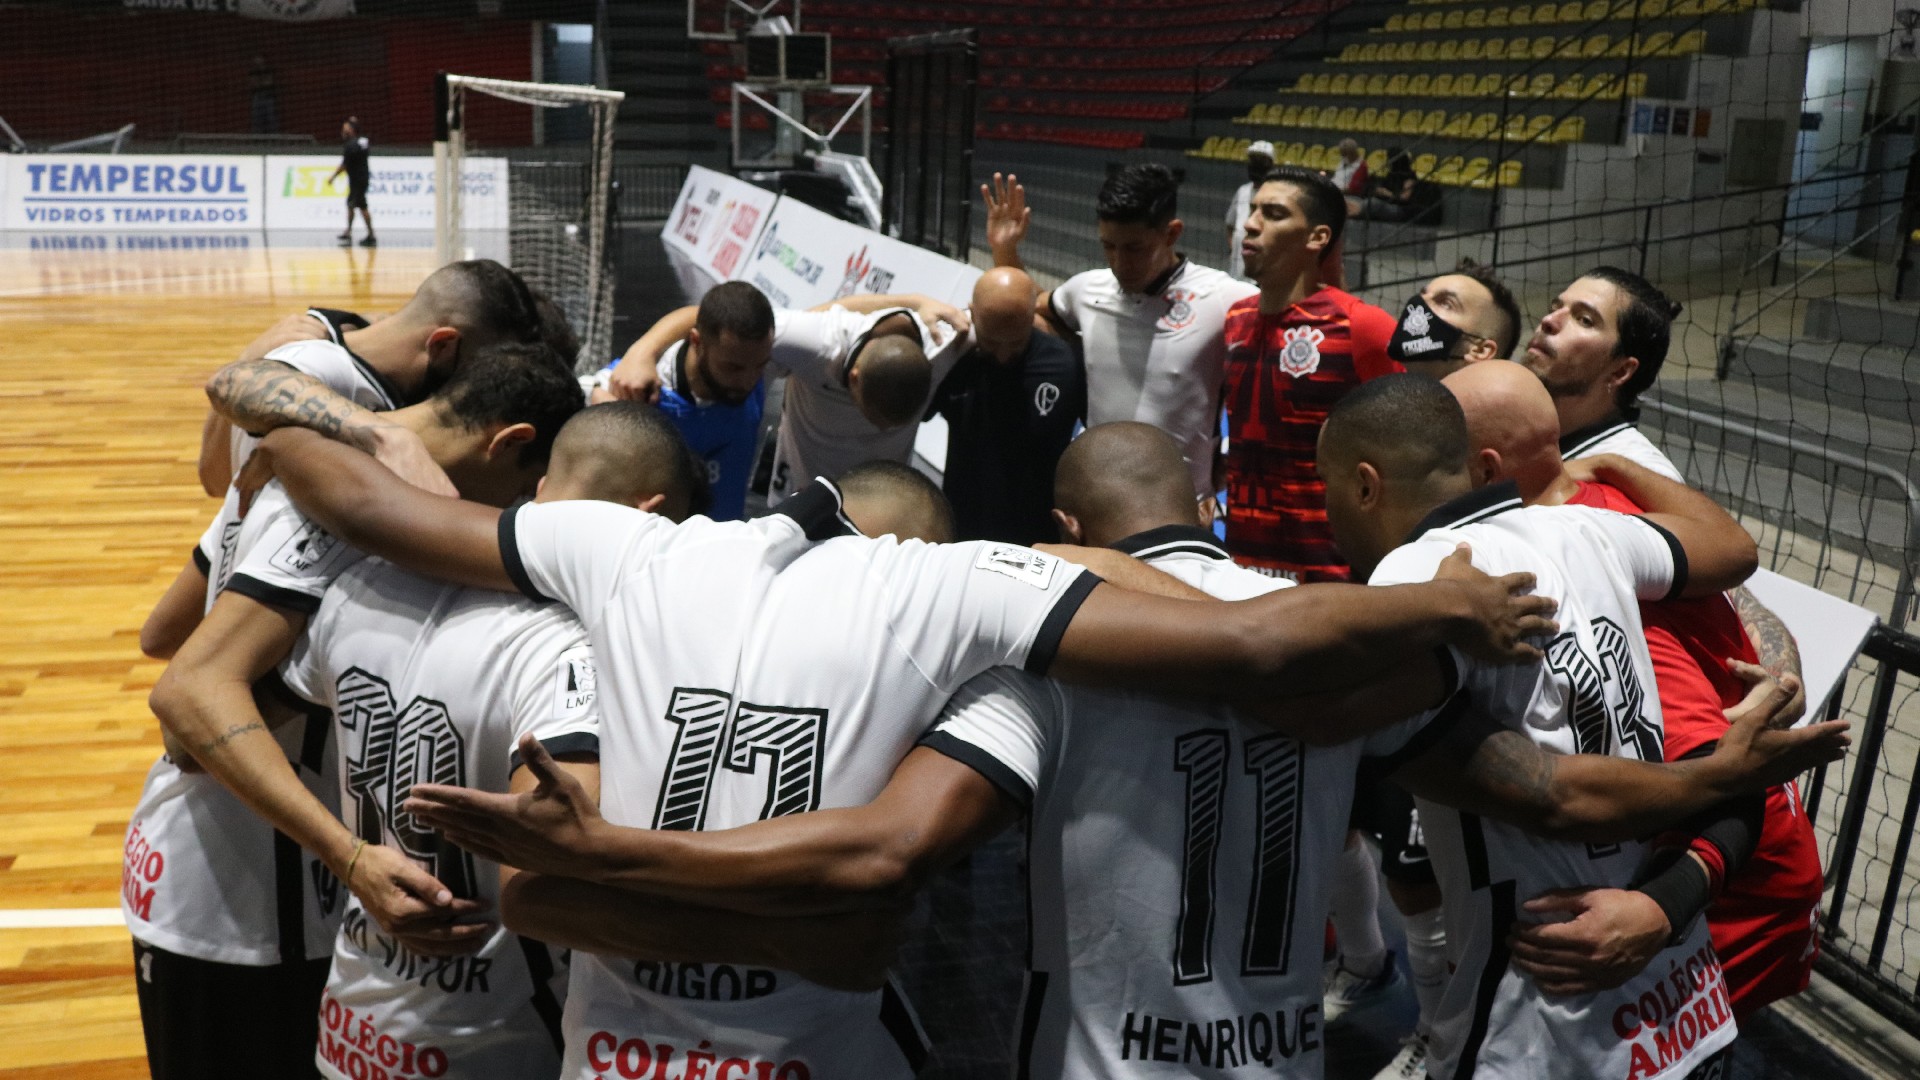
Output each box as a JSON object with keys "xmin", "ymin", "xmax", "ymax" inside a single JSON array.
[{"xmin": 1388, "ymin": 295, "xmax": 1467, "ymax": 364}]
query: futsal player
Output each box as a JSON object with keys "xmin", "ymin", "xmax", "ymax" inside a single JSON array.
[
  {"xmin": 406, "ymin": 421, "xmax": 1836, "ymax": 1080},
  {"xmin": 132, "ymin": 344, "xmax": 583, "ymax": 1080},
  {"xmin": 985, "ymin": 165, "xmax": 1257, "ymax": 501},
  {"xmin": 1383, "ymin": 263, "xmax": 1526, "ymax": 379},
  {"xmin": 1445, "ymin": 362, "xmax": 1824, "ymax": 1024},
  {"xmin": 252, "ymin": 401, "xmax": 1561, "ymax": 1080}
]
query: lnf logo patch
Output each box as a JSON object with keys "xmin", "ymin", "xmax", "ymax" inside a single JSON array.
[
  {"xmin": 975, "ymin": 545, "xmax": 1058, "ymax": 590},
  {"xmin": 270, "ymin": 522, "xmax": 346, "ymax": 576}
]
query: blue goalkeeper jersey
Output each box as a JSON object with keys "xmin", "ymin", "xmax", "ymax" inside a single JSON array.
[{"xmin": 638, "ymin": 340, "xmax": 763, "ymax": 521}]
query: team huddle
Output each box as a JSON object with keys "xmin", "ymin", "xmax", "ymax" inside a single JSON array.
[{"xmin": 125, "ymin": 163, "xmax": 1848, "ymax": 1080}]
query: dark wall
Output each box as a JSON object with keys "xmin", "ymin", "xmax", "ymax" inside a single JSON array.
[{"xmin": 0, "ymin": 9, "xmax": 537, "ymax": 145}]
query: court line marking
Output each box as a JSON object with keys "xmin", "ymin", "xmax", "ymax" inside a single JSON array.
[{"xmin": 0, "ymin": 908, "xmax": 128, "ymax": 929}]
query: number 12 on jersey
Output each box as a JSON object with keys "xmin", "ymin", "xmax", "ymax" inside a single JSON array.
[
  {"xmin": 1172, "ymin": 730, "xmax": 1306, "ymax": 985},
  {"xmin": 652, "ymin": 687, "xmax": 830, "ymax": 831}
]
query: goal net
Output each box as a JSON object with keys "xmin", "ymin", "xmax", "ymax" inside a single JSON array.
[{"xmin": 435, "ymin": 73, "xmax": 625, "ymax": 371}]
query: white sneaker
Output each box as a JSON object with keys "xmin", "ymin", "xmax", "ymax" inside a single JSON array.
[
  {"xmin": 1323, "ymin": 949, "xmax": 1402, "ymax": 1023},
  {"xmin": 1372, "ymin": 1031, "xmax": 1431, "ymax": 1080}
]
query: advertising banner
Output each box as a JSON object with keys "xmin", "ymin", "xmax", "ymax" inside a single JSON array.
[
  {"xmin": 263, "ymin": 155, "xmax": 507, "ymax": 230},
  {"xmin": 2, "ymin": 155, "xmax": 265, "ymax": 232},
  {"xmin": 735, "ymin": 194, "xmax": 980, "ymax": 311},
  {"xmin": 660, "ymin": 165, "xmax": 778, "ymax": 284}
]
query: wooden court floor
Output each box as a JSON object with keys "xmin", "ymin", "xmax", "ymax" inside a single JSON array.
[{"xmin": 0, "ymin": 238, "xmax": 437, "ymax": 1078}]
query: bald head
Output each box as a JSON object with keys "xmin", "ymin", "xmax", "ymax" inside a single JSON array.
[
  {"xmin": 1052, "ymin": 422, "xmax": 1201, "ymax": 547},
  {"xmin": 849, "ymin": 336, "xmax": 932, "ymax": 430},
  {"xmin": 837, "ymin": 459, "xmax": 954, "ymax": 543},
  {"xmin": 971, "ymin": 268, "xmax": 1038, "ymax": 363},
  {"xmin": 539, "ymin": 402, "xmax": 706, "ymax": 520},
  {"xmin": 1442, "ymin": 360, "xmax": 1564, "ymax": 497}
]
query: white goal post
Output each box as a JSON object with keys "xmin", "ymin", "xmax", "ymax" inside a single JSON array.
[{"xmin": 434, "ymin": 72, "xmax": 625, "ymax": 368}]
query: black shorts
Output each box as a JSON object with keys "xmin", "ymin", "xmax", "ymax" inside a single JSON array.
[
  {"xmin": 345, "ymin": 180, "xmax": 369, "ymax": 210},
  {"xmin": 133, "ymin": 938, "xmax": 330, "ymax": 1080},
  {"xmin": 1348, "ymin": 772, "xmax": 1435, "ymax": 885}
]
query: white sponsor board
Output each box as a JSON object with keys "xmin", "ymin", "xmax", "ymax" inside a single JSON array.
[
  {"xmin": 3, "ymin": 155, "xmax": 265, "ymax": 232},
  {"xmin": 1742, "ymin": 567, "xmax": 1879, "ymax": 721},
  {"xmin": 263, "ymin": 155, "xmax": 508, "ymax": 231},
  {"xmin": 660, "ymin": 165, "xmax": 777, "ymax": 284},
  {"xmin": 736, "ymin": 194, "xmax": 981, "ymax": 311}
]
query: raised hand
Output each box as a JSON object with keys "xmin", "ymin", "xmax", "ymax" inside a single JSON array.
[
  {"xmin": 403, "ymin": 734, "xmax": 606, "ymax": 881},
  {"xmin": 981, "ymin": 172, "xmax": 1031, "ymax": 265},
  {"xmin": 1435, "ymin": 543, "xmax": 1560, "ymax": 663}
]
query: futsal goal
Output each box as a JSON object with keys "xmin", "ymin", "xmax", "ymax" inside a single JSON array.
[{"xmin": 434, "ymin": 72, "xmax": 625, "ymax": 371}]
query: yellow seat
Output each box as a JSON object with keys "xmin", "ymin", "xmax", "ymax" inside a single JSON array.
[
  {"xmin": 1637, "ymin": 0, "xmax": 1667, "ymax": 15},
  {"xmin": 1487, "ymin": 5, "xmax": 1511, "ymax": 25},
  {"xmin": 1553, "ymin": 74, "xmax": 1586, "ymax": 98},
  {"xmin": 1524, "ymin": 114, "xmax": 1555, "ymax": 140},
  {"xmin": 1293, "ymin": 73, "xmax": 1315, "ymax": 92},
  {"xmin": 1385, "ymin": 13, "xmax": 1408, "ymax": 30},
  {"xmin": 1635, "ymin": 31, "xmax": 1673, "ymax": 56},
  {"xmin": 1510, "ymin": 35, "xmax": 1535, "ymax": 57},
  {"xmin": 1509, "ymin": 3, "xmax": 1532, "ymax": 24},
  {"xmin": 1330, "ymin": 74, "xmax": 1351, "ymax": 94},
  {"xmin": 1231, "ymin": 138, "xmax": 1252, "ymax": 157},
  {"xmin": 1460, "ymin": 157, "xmax": 1491, "ymax": 185},
  {"xmin": 1507, "ymin": 73, "xmax": 1531, "ymax": 95},
  {"xmin": 1503, "ymin": 114, "xmax": 1530, "ymax": 140},
  {"xmin": 1439, "ymin": 39, "xmax": 1461, "ymax": 59},
  {"xmin": 1357, "ymin": 106, "xmax": 1380, "ymax": 132},
  {"xmin": 1409, "ymin": 73, "xmax": 1433, "ymax": 95},
  {"xmin": 1586, "ymin": 73, "xmax": 1618, "ymax": 98},
  {"xmin": 1528, "ymin": 73, "xmax": 1555, "ymax": 95},
  {"xmin": 1478, "ymin": 74, "xmax": 1506, "ymax": 95},
  {"xmin": 1671, "ymin": 29, "xmax": 1706, "ymax": 54},
  {"xmin": 1336, "ymin": 106, "xmax": 1360, "ymax": 128},
  {"xmin": 1470, "ymin": 112, "xmax": 1500, "ymax": 137},
  {"xmin": 1670, "ymin": 0, "xmax": 1702, "ymax": 13},
  {"xmin": 1386, "ymin": 73, "xmax": 1410, "ymax": 94},
  {"xmin": 1366, "ymin": 74, "xmax": 1391, "ymax": 94},
  {"xmin": 1462, "ymin": 38, "xmax": 1486, "ymax": 59},
  {"xmin": 1609, "ymin": 0, "xmax": 1637, "ymax": 16},
  {"xmin": 1399, "ymin": 41, "xmax": 1422, "ymax": 61},
  {"xmin": 1421, "ymin": 111, "xmax": 1445, "ymax": 134},
  {"xmin": 1423, "ymin": 11, "xmax": 1446, "ymax": 29},
  {"xmin": 1607, "ymin": 34, "xmax": 1633, "ymax": 56},
  {"xmin": 1559, "ymin": 1, "xmax": 1586, "ymax": 21},
  {"xmin": 1626, "ymin": 72, "xmax": 1648, "ymax": 96},
  {"xmin": 1531, "ymin": 35, "xmax": 1557, "ymax": 58},
  {"xmin": 1581, "ymin": 33, "xmax": 1610, "ymax": 57},
  {"xmin": 1417, "ymin": 40, "xmax": 1440, "ymax": 60},
  {"xmin": 1283, "ymin": 141, "xmax": 1307, "ymax": 164},
  {"xmin": 1338, "ymin": 43, "xmax": 1362, "ymax": 62},
  {"xmin": 1367, "ymin": 148, "xmax": 1389, "ymax": 172},
  {"xmin": 1444, "ymin": 10, "xmax": 1465, "ymax": 28},
  {"xmin": 1584, "ymin": 0, "xmax": 1609, "ymax": 17},
  {"xmin": 1377, "ymin": 108, "xmax": 1401, "ymax": 133},
  {"xmin": 1435, "ymin": 155, "xmax": 1465, "ymax": 184},
  {"xmin": 1433, "ymin": 73, "xmax": 1457, "ymax": 96},
  {"xmin": 1552, "ymin": 115, "xmax": 1586, "ymax": 141},
  {"xmin": 1318, "ymin": 105, "xmax": 1342, "ymax": 127},
  {"xmin": 1302, "ymin": 145, "xmax": 1326, "ymax": 169},
  {"xmin": 1311, "ymin": 73, "xmax": 1334, "ymax": 93},
  {"xmin": 1466, "ymin": 8, "xmax": 1487, "ymax": 26},
  {"xmin": 1234, "ymin": 106, "xmax": 1260, "ymax": 125},
  {"xmin": 1497, "ymin": 160, "xmax": 1523, "ymax": 187},
  {"xmin": 1399, "ymin": 109, "xmax": 1425, "ymax": 134},
  {"xmin": 1413, "ymin": 152, "xmax": 1438, "ymax": 176},
  {"xmin": 1558, "ymin": 35, "xmax": 1583, "ymax": 57},
  {"xmin": 1359, "ymin": 42, "xmax": 1382, "ymax": 62},
  {"xmin": 1442, "ymin": 112, "xmax": 1471, "ymax": 136},
  {"xmin": 1193, "ymin": 136, "xmax": 1222, "ymax": 157},
  {"xmin": 1485, "ymin": 38, "xmax": 1507, "ymax": 58}
]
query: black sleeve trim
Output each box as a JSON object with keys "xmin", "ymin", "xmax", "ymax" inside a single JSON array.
[
  {"xmin": 1636, "ymin": 515, "xmax": 1689, "ymax": 601},
  {"xmin": 255, "ymin": 666, "xmax": 324, "ymax": 713},
  {"xmin": 1023, "ymin": 571, "xmax": 1103, "ymax": 676},
  {"xmin": 1045, "ymin": 288, "xmax": 1076, "ymax": 335},
  {"xmin": 917, "ymin": 730, "xmax": 1034, "ymax": 810},
  {"xmin": 497, "ymin": 500, "xmax": 551, "ymax": 602},
  {"xmin": 1365, "ymin": 687, "xmax": 1473, "ymax": 777},
  {"xmin": 192, "ymin": 545, "xmax": 212, "ymax": 576},
  {"xmin": 226, "ymin": 573, "xmax": 323, "ymax": 616},
  {"xmin": 509, "ymin": 731, "xmax": 602, "ymax": 772},
  {"xmin": 773, "ymin": 478, "xmax": 858, "ymax": 540}
]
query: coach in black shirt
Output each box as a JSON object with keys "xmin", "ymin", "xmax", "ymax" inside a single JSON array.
[
  {"xmin": 330, "ymin": 117, "xmax": 376, "ymax": 247},
  {"xmin": 929, "ymin": 267, "xmax": 1086, "ymax": 545}
]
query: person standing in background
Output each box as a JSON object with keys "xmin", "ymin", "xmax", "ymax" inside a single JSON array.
[
  {"xmin": 248, "ymin": 56, "xmax": 279, "ymax": 135},
  {"xmin": 1225, "ymin": 140, "xmax": 1275, "ymax": 280},
  {"xmin": 329, "ymin": 118, "xmax": 375, "ymax": 248}
]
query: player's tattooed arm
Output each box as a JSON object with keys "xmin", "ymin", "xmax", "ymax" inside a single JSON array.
[
  {"xmin": 1390, "ymin": 663, "xmax": 1845, "ymax": 842},
  {"xmin": 259, "ymin": 428, "xmax": 515, "ymax": 593},
  {"xmin": 1732, "ymin": 585, "xmax": 1805, "ymax": 727}
]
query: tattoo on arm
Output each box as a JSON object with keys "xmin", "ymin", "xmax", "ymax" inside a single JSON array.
[
  {"xmin": 1731, "ymin": 586, "xmax": 1801, "ymax": 679},
  {"xmin": 199, "ymin": 721, "xmax": 265, "ymax": 754},
  {"xmin": 207, "ymin": 360, "xmax": 373, "ymax": 447},
  {"xmin": 1462, "ymin": 728, "xmax": 1558, "ymax": 816}
]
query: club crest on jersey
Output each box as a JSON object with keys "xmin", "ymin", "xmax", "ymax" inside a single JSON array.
[
  {"xmin": 1277, "ymin": 325, "xmax": 1325, "ymax": 376},
  {"xmin": 1034, "ymin": 382, "xmax": 1060, "ymax": 416},
  {"xmin": 270, "ymin": 522, "xmax": 345, "ymax": 576},
  {"xmin": 976, "ymin": 544, "xmax": 1059, "ymax": 589},
  {"xmin": 1159, "ymin": 287, "xmax": 1197, "ymax": 331}
]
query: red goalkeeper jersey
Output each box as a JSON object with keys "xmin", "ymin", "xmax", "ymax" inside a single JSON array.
[
  {"xmin": 1571, "ymin": 481, "xmax": 1824, "ymax": 1018},
  {"xmin": 1220, "ymin": 287, "xmax": 1398, "ymax": 581}
]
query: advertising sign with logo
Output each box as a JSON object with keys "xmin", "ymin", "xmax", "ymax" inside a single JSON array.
[
  {"xmin": 736, "ymin": 195, "xmax": 980, "ymax": 311},
  {"xmin": 263, "ymin": 155, "xmax": 507, "ymax": 230},
  {"xmin": 660, "ymin": 165, "xmax": 778, "ymax": 284},
  {"xmin": 2, "ymin": 154, "xmax": 265, "ymax": 232}
]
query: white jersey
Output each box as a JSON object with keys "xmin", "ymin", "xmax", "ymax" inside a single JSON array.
[
  {"xmin": 1048, "ymin": 261, "xmax": 1257, "ymax": 497},
  {"xmin": 1559, "ymin": 415, "xmax": 1684, "ymax": 483},
  {"xmin": 276, "ymin": 557, "xmax": 600, "ymax": 1080},
  {"xmin": 1367, "ymin": 482, "xmax": 1736, "ymax": 1080},
  {"xmin": 125, "ymin": 334, "xmax": 390, "ymax": 966},
  {"xmin": 1225, "ymin": 183, "xmax": 1254, "ymax": 280},
  {"xmin": 925, "ymin": 526, "xmax": 1440, "ymax": 1079},
  {"xmin": 498, "ymin": 482, "xmax": 1100, "ymax": 1080},
  {"xmin": 765, "ymin": 305, "xmax": 965, "ymax": 503},
  {"xmin": 226, "ymin": 308, "xmax": 396, "ymax": 472}
]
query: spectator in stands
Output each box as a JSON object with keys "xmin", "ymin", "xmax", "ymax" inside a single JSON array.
[
  {"xmin": 1225, "ymin": 140, "xmax": 1276, "ymax": 280},
  {"xmin": 983, "ymin": 167, "xmax": 1256, "ymax": 503},
  {"xmin": 927, "ymin": 267, "xmax": 1084, "ymax": 546},
  {"xmin": 1329, "ymin": 138, "xmax": 1369, "ymax": 197},
  {"xmin": 1222, "ymin": 165, "xmax": 1397, "ymax": 582},
  {"xmin": 1521, "ymin": 266, "xmax": 1683, "ymax": 475},
  {"xmin": 1386, "ymin": 262, "xmax": 1526, "ymax": 379},
  {"xmin": 1350, "ymin": 149, "xmax": 1419, "ymax": 222}
]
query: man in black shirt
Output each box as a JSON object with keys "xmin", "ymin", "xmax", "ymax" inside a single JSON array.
[
  {"xmin": 928, "ymin": 267, "xmax": 1085, "ymax": 545},
  {"xmin": 329, "ymin": 117, "xmax": 375, "ymax": 247}
]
